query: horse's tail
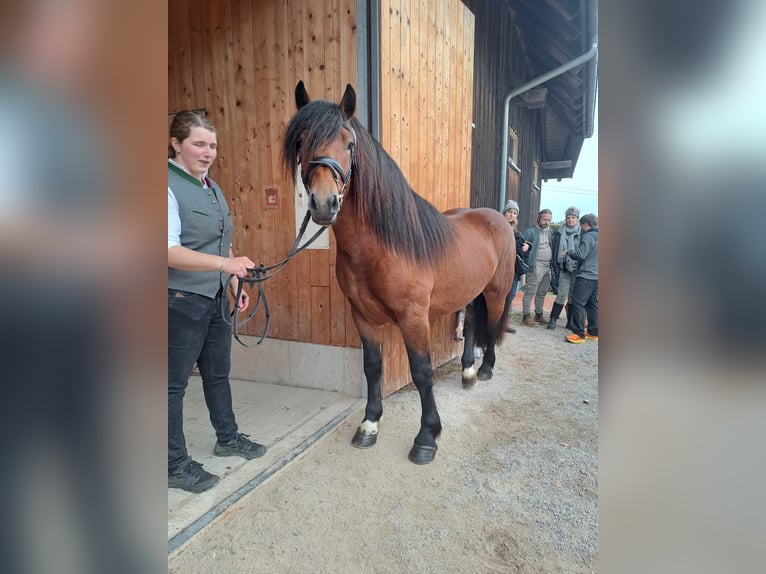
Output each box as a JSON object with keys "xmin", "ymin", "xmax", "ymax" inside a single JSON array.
[{"xmin": 472, "ymin": 290, "xmax": 512, "ymax": 349}]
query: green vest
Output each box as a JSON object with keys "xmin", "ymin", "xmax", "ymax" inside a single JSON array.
[{"xmin": 167, "ymin": 163, "xmax": 233, "ymax": 298}]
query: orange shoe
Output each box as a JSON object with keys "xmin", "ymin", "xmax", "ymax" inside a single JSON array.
[
  {"xmin": 566, "ymin": 334, "xmax": 584, "ymax": 344},
  {"xmin": 585, "ymin": 333, "xmax": 598, "ymax": 341}
]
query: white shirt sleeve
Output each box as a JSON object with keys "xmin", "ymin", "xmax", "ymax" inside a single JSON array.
[{"xmin": 168, "ymin": 187, "xmax": 182, "ymax": 248}]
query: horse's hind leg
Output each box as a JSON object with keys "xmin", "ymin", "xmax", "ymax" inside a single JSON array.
[
  {"xmin": 351, "ymin": 336, "xmax": 383, "ymax": 448},
  {"xmin": 460, "ymin": 305, "xmax": 478, "ymax": 387},
  {"xmin": 478, "ymin": 291, "xmax": 512, "ymax": 381}
]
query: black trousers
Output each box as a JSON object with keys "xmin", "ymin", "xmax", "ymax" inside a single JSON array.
[
  {"xmin": 168, "ymin": 288, "xmax": 238, "ymax": 473},
  {"xmin": 570, "ymin": 277, "xmax": 598, "ymax": 337}
]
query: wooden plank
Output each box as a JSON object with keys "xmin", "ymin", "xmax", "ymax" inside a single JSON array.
[
  {"xmin": 176, "ymin": 0, "xmax": 195, "ymax": 110},
  {"xmin": 433, "ymin": 0, "xmax": 444, "ymax": 202},
  {"xmin": 305, "ymin": 0, "xmax": 325, "ymax": 101},
  {"xmin": 339, "ymin": 0, "xmax": 357, "ymax": 88},
  {"xmin": 390, "ymin": 0, "xmax": 402, "ymax": 174},
  {"xmin": 406, "ymin": 0, "xmax": 420, "ymax": 196},
  {"xmin": 310, "ymin": 286, "xmax": 332, "ymax": 345},
  {"xmin": 447, "ymin": 0, "xmax": 459, "ymax": 210},
  {"xmin": 400, "ymin": 0, "xmax": 411, "ymax": 188},
  {"xmin": 424, "ymin": 0, "xmax": 436, "ymax": 205},
  {"xmin": 265, "ymin": 0, "xmax": 293, "ymax": 340},
  {"xmin": 188, "ymin": 0, "xmax": 207, "ymax": 107},
  {"xmin": 248, "ymin": 0, "xmax": 276, "ymax": 337},
  {"xmin": 462, "ymin": 8, "xmax": 475, "ymax": 206},
  {"xmin": 380, "ymin": 0, "xmax": 391, "ymax": 153},
  {"xmin": 310, "ymin": 249, "xmax": 330, "ymax": 287},
  {"xmin": 324, "ymin": 0, "xmax": 341, "ymax": 98},
  {"xmin": 168, "ymin": 1, "xmax": 178, "ymax": 111}
]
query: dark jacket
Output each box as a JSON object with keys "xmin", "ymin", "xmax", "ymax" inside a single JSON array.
[
  {"xmin": 551, "ymin": 225, "xmax": 580, "ymax": 276},
  {"xmin": 514, "ymin": 230, "xmax": 531, "ymax": 277},
  {"xmin": 567, "ymin": 227, "xmax": 598, "ymax": 280}
]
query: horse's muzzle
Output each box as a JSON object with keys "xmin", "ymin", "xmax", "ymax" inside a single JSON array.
[{"xmin": 309, "ymin": 191, "xmax": 339, "ymax": 225}]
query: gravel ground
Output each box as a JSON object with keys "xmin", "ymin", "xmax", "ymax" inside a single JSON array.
[{"xmin": 169, "ymin": 310, "xmax": 598, "ymax": 573}]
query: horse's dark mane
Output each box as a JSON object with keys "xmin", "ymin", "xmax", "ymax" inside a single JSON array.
[{"xmin": 283, "ymin": 101, "xmax": 453, "ymax": 264}]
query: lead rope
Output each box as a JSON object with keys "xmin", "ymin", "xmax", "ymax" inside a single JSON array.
[{"xmin": 228, "ymin": 211, "xmax": 327, "ymax": 346}]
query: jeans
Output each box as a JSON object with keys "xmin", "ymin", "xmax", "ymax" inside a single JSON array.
[
  {"xmin": 168, "ymin": 288, "xmax": 238, "ymax": 473},
  {"xmin": 570, "ymin": 278, "xmax": 598, "ymax": 337},
  {"xmin": 510, "ymin": 274, "xmax": 519, "ymax": 301}
]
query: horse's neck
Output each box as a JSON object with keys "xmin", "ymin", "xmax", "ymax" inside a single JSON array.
[{"xmin": 332, "ymin": 198, "xmax": 374, "ymax": 258}]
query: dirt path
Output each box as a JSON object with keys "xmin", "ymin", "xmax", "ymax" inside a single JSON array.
[{"xmin": 169, "ymin": 316, "xmax": 598, "ymax": 573}]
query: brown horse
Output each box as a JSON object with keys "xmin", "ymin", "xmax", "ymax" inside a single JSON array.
[{"xmin": 283, "ymin": 82, "xmax": 516, "ymax": 464}]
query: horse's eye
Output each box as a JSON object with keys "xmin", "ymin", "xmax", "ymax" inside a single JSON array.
[{"xmin": 347, "ymin": 142, "xmax": 355, "ymax": 151}]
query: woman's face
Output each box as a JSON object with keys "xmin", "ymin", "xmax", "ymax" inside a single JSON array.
[
  {"xmin": 171, "ymin": 127, "xmax": 217, "ymax": 179},
  {"xmin": 504, "ymin": 209, "xmax": 518, "ymax": 224}
]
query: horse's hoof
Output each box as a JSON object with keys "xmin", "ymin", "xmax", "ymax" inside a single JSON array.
[
  {"xmin": 478, "ymin": 366, "xmax": 493, "ymax": 381},
  {"xmin": 351, "ymin": 428, "xmax": 377, "ymax": 448},
  {"xmin": 462, "ymin": 375, "xmax": 477, "ymax": 388},
  {"xmin": 408, "ymin": 443, "xmax": 437, "ymax": 464}
]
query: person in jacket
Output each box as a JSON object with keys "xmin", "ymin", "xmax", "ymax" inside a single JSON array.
[
  {"xmin": 502, "ymin": 199, "xmax": 530, "ymax": 333},
  {"xmin": 547, "ymin": 207, "xmax": 581, "ymax": 330},
  {"xmin": 563, "ymin": 213, "xmax": 598, "ymax": 344},
  {"xmin": 168, "ymin": 111, "xmax": 268, "ymax": 493},
  {"xmin": 521, "ymin": 209, "xmax": 553, "ymax": 327}
]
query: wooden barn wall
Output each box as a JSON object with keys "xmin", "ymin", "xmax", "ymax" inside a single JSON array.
[
  {"xmin": 463, "ymin": 0, "xmax": 543, "ymax": 230},
  {"xmin": 377, "ymin": 0, "xmax": 475, "ymax": 397},
  {"xmin": 168, "ymin": 0, "xmax": 359, "ymax": 348}
]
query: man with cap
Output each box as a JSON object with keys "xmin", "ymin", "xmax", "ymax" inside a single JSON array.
[
  {"xmin": 547, "ymin": 207, "xmax": 581, "ymax": 330},
  {"xmin": 521, "ymin": 209, "xmax": 554, "ymax": 326},
  {"xmin": 502, "ymin": 200, "xmax": 531, "ymax": 333}
]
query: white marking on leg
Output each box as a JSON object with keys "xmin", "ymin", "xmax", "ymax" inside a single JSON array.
[
  {"xmin": 359, "ymin": 420, "xmax": 378, "ymax": 435},
  {"xmin": 462, "ymin": 365, "xmax": 478, "ymax": 379}
]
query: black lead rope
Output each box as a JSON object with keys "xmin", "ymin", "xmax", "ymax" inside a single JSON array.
[{"xmin": 229, "ymin": 211, "xmax": 327, "ymax": 346}]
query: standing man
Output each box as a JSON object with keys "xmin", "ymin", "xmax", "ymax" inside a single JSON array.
[
  {"xmin": 522, "ymin": 209, "xmax": 553, "ymax": 327},
  {"xmin": 548, "ymin": 207, "xmax": 581, "ymax": 330},
  {"xmin": 564, "ymin": 213, "xmax": 598, "ymax": 344}
]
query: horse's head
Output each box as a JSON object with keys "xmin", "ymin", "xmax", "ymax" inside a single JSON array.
[{"xmin": 283, "ymin": 81, "xmax": 357, "ymax": 226}]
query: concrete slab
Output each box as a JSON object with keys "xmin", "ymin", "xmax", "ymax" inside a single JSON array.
[{"xmin": 168, "ymin": 376, "xmax": 363, "ymax": 555}]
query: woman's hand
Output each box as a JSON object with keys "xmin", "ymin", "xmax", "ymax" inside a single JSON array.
[
  {"xmin": 229, "ymin": 278, "xmax": 250, "ymax": 312},
  {"xmin": 221, "ymin": 255, "xmax": 255, "ymax": 278}
]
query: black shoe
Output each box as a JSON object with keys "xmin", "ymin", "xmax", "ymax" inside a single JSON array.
[
  {"xmin": 214, "ymin": 433, "xmax": 268, "ymax": 460},
  {"xmin": 168, "ymin": 460, "xmax": 219, "ymax": 493},
  {"xmin": 547, "ymin": 318, "xmax": 557, "ymax": 330}
]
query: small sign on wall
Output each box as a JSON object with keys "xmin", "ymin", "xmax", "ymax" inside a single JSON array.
[{"xmin": 264, "ymin": 185, "xmax": 280, "ymax": 208}]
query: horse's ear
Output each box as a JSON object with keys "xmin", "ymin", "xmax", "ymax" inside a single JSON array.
[
  {"xmin": 340, "ymin": 84, "xmax": 356, "ymax": 119},
  {"xmin": 295, "ymin": 81, "xmax": 310, "ymax": 110}
]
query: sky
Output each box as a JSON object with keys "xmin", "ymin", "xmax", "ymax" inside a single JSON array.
[{"xmin": 540, "ymin": 107, "xmax": 598, "ymax": 221}]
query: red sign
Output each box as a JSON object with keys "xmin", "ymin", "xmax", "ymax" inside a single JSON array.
[{"xmin": 264, "ymin": 186, "xmax": 280, "ymax": 208}]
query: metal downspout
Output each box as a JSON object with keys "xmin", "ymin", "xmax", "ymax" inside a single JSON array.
[{"xmin": 498, "ymin": 42, "xmax": 598, "ymax": 212}]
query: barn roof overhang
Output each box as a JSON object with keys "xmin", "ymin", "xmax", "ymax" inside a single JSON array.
[{"xmin": 507, "ymin": 0, "xmax": 598, "ymax": 181}]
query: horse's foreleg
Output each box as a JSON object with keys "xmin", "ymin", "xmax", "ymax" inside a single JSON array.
[
  {"xmin": 351, "ymin": 336, "xmax": 383, "ymax": 449},
  {"xmin": 460, "ymin": 305, "xmax": 478, "ymax": 387}
]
